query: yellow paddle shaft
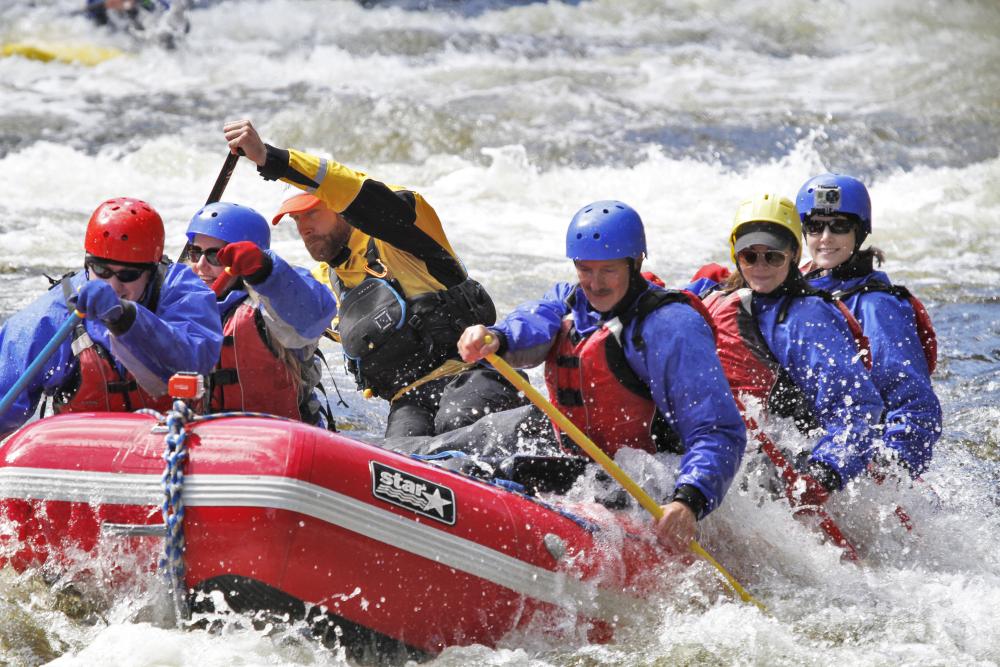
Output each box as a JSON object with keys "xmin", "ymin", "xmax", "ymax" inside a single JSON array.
[{"xmin": 482, "ymin": 343, "xmax": 766, "ymax": 611}]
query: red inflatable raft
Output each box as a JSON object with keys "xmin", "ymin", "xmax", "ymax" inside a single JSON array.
[{"xmin": 0, "ymin": 412, "xmax": 669, "ymax": 657}]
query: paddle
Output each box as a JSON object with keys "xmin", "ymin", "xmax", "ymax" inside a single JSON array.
[
  {"xmin": 481, "ymin": 337, "xmax": 766, "ymax": 612},
  {"xmin": 750, "ymin": 425, "xmax": 861, "ymax": 561},
  {"xmin": 180, "ymin": 152, "xmax": 241, "ymax": 297},
  {"xmin": 0, "ymin": 310, "xmax": 85, "ymax": 417}
]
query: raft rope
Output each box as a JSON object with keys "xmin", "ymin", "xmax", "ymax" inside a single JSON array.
[
  {"xmin": 157, "ymin": 398, "xmax": 196, "ymax": 622},
  {"xmin": 134, "ymin": 405, "xmax": 297, "ymax": 625}
]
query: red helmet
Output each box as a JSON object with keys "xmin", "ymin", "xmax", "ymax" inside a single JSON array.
[{"xmin": 84, "ymin": 197, "xmax": 165, "ymax": 264}]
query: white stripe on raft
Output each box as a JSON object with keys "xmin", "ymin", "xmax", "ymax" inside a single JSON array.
[{"xmin": 0, "ymin": 467, "xmax": 635, "ymax": 619}]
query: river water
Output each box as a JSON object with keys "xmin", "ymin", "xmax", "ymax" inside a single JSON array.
[{"xmin": 1, "ymin": 0, "xmax": 999, "ymax": 664}]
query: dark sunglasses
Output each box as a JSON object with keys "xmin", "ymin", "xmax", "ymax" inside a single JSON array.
[
  {"xmin": 87, "ymin": 260, "xmax": 150, "ymax": 283},
  {"xmin": 737, "ymin": 249, "xmax": 789, "ymax": 268},
  {"xmin": 188, "ymin": 245, "xmax": 223, "ymax": 267},
  {"xmin": 803, "ymin": 218, "xmax": 855, "ymax": 236}
]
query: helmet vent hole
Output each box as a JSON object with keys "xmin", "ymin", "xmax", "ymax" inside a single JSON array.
[
  {"xmin": 211, "ymin": 212, "xmax": 219, "ymax": 218},
  {"xmin": 602, "ymin": 208, "xmax": 610, "ymax": 214},
  {"xmin": 592, "ymin": 233, "xmax": 601, "ymax": 240},
  {"xmin": 575, "ymin": 233, "xmax": 583, "ymax": 240},
  {"xmin": 121, "ymin": 234, "xmax": 129, "ymax": 241}
]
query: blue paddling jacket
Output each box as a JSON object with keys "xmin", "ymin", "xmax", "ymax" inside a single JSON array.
[
  {"xmin": 807, "ymin": 265, "xmax": 941, "ymax": 476},
  {"xmin": 0, "ymin": 263, "xmax": 222, "ymax": 438},
  {"xmin": 214, "ymin": 250, "xmax": 335, "ymax": 350},
  {"xmin": 491, "ymin": 279, "xmax": 747, "ymax": 517},
  {"xmin": 690, "ymin": 276, "xmax": 886, "ymax": 487}
]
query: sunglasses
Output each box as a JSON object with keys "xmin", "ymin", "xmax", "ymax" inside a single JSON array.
[
  {"xmin": 87, "ymin": 260, "xmax": 150, "ymax": 283},
  {"xmin": 736, "ymin": 249, "xmax": 789, "ymax": 268},
  {"xmin": 188, "ymin": 245, "xmax": 224, "ymax": 267},
  {"xmin": 803, "ymin": 218, "xmax": 855, "ymax": 236}
]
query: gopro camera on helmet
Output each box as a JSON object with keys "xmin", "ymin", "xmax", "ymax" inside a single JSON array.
[{"xmin": 813, "ymin": 185, "xmax": 841, "ymax": 213}]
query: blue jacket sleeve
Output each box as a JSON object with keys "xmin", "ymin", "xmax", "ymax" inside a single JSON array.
[
  {"xmin": 853, "ymin": 292, "xmax": 941, "ymax": 474},
  {"xmin": 626, "ymin": 303, "xmax": 747, "ymax": 516},
  {"xmin": 766, "ymin": 297, "xmax": 885, "ymax": 486},
  {"xmin": 248, "ymin": 251, "xmax": 337, "ymax": 349},
  {"xmin": 491, "ymin": 282, "xmax": 574, "ymax": 369},
  {"xmin": 0, "ymin": 287, "xmax": 77, "ymax": 438},
  {"xmin": 109, "ymin": 263, "xmax": 223, "ymax": 396}
]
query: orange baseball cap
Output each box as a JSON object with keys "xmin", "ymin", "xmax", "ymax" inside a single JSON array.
[{"xmin": 271, "ymin": 193, "xmax": 323, "ymax": 225}]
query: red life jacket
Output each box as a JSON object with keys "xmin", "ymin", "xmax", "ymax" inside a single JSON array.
[
  {"xmin": 703, "ymin": 287, "xmax": 871, "ymax": 427},
  {"xmin": 207, "ymin": 301, "xmax": 301, "ymax": 419},
  {"xmin": 543, "ymin": 287, "xmax": 705, "ymax": 457},
  {"xmin": 55, "ymin": 325, "xmax": 173, "ymax": 414},
  {"xmin": 830, "ymin": 281, "xmax": 937, "ymax": 374},
  {"xmin": 54, "ymin": 271, "xmax": 172, "ymax": 415}
]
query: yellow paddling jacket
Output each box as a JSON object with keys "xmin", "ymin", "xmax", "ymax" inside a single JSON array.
[{"xmin": 260, "ymin": 146, "xmax": 496, "ymax": 400}]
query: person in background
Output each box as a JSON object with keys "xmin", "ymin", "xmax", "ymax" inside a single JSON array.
[
  {"xmin": 456, "ymin": 201, "xmax": 747, "ymax": 551},
  {"xmin": 83, "ymin": 0, "xmax": 189, "ymax": 48},
  {"xmin": 796, "ymin": 173, "xmax": 941, "ymax": 478},
  {"xmin": 84, "ymin": 0, "xmax": 164, "ymax": 26},
  {"xmin": 0, "ymin": 197, "xmax": 221, "ymax": 438},
  {"xmin": 182, "ymin": 201, "xmax": 337, "ymax": 425},
  {"xmin": 690, "ymin": 193, "xmax": 885, "ymax": 506},
  {"xmin": 222, "ymin": 118, "xmax": 526, "ymax": 438}
]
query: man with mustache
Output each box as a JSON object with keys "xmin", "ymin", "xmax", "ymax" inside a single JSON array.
[
  {"xmin": 455, "ymin": 201, "xmax": 746, "ymax": 550},
  {"xmin": 223, "ymin": 119, "xmax": 525, "ymax": 438}
]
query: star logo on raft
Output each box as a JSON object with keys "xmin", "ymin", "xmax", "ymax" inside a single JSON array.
[{"xmin": 370, "ymin": 461, "xmax": 456, "ymax": 525}]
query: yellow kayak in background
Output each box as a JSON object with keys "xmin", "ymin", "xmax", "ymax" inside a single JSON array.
[{"xmin": 1, "ymin": 42, "xmax": 123, "ymax": 66}]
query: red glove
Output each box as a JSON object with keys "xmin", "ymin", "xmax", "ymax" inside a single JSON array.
[
  {"xmin": 216, "ymin": 241, "xmax": 272, "ymax": 283},
  {"xmin": 787, "ymin": 473, "xmax": 831, "ymax": 507}
]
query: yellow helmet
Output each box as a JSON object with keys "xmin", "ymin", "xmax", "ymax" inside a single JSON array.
[{"xmin": 729, "ymin": 193, "xmax": 802, "ymax": 264}]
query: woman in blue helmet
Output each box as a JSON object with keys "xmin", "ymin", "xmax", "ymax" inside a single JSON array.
[
  {"xmin": 455, "ymin": 201, "xmax": 747, "ymax": 550},
  {"xmin": 184, "ymin": 202, "xmax": 336, "ymax": 424},
  {"xmin": 797, "ymin": 174, "xmax": 942, "ymax": 478}
]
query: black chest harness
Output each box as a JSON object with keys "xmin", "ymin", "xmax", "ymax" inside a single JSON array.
[{"xmin": 332, "ymin": 238, "xmax": 496, "ymax": 399}]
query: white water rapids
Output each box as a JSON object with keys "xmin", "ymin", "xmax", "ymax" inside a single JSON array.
[{"xmin": 1, "ymin": 0, "xmax": 999, "ymax": 664}]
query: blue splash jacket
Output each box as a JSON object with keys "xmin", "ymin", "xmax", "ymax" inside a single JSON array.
[
  {"xmin": 492, "ymin": 280, "xmax": 747, "ymax": 517},
  {"xmin": 0, "ymin": 263, "xmax": 222, "ymax": 438},
  {"xmin": 809, "ymin": 269, "xmax": 941, "ymax": 475}
]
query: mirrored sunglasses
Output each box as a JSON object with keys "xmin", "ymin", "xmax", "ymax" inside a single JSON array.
[
  {"xmin": 803, "ymin": 218, "xmax": 855, "ymax": 236},
  {"xmin": 737, "ymin": 249, "xmax": 789, "ymax": 268},
  {"xmin": 86, "ymin": 260, "xmax": 150, "ymax": 283},
  {"xmin": 188, "ymin": 245, "xmax": 224, "ymax": 267}
]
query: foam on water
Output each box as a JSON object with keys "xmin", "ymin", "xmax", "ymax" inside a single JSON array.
[{"xmin": 1, "ymin": 0, "xmax": 999, "ymax": 664}]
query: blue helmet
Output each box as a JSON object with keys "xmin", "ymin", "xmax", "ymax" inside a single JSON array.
[
  {"xmin": 185, "ymin": 202, "xmax": 271, "ymax": 249},
  {"xmin": 566, "ymin": 200, "xmax": 647, "ymax": 261},
  {"xmin": 795, "ymin": 173, "xmax": 872, "ymax": 237}
]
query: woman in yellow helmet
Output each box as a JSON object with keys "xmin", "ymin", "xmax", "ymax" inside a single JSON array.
[{"xmin": 690, "ymin": 193, "xmax": 885, "ymax": 506}]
